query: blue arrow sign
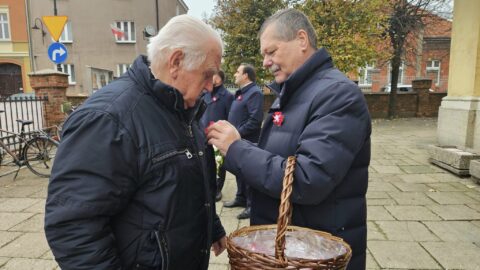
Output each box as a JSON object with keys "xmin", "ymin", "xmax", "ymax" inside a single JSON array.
[{"xmin": 48, "ymin": 42, "xmax": 68, "ymax": 64}]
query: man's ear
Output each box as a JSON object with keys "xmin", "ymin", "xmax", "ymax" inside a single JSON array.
[
  {"xmin": 169, "ymin": 49, "xmax": 184, "ymax": 79},
  {"xmin": 296, "ymin": 29, "xmax": 309, "ymax": 52}
]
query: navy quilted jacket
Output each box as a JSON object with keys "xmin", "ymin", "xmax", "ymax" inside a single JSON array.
[
  {"xmin": 224, "ymin": 48, "xmax": 371, "ymax": 270},
  {"xmin": 45, "ymin": 55, "xmax": 225, "ymax": 270}
]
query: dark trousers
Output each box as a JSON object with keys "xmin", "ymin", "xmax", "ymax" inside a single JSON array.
[
  {"xmin": 216, "ymin": 164, "xmax": 226, "ymax": 194},
  {"xmin": 234, "ymin": 174, "xmax": 251, "ymax": 208}
]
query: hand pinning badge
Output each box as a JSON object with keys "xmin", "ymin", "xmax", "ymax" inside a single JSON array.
[
  {"xmin": 205, "ymin": 121, "xmax": 215, "ymax": 134},
  {"xmin": 272, "ymin": 111, "xmax": 284, "ymax": 126}
]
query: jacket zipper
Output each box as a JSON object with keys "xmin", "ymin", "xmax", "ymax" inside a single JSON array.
[
  {"xmin": 152, "ymin": 148, "xmax": 193, "ymax": 163},
  {"xmin": 185, "ymin": 117, "xmax": 214, "ymax": 261},
  {"xmin": 154, "ymin": 230, "xmax": 169, "ymax": 270}
]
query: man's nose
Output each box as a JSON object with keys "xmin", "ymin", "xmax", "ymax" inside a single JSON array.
[{"xmin": 263, "ymin": 57, "xmax": 272, "ymax": 68}]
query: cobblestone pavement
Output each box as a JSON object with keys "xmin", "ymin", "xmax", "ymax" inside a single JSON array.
[{"xmin": 0, "ymin": 118, "xmax": 479, "ymax": 270}]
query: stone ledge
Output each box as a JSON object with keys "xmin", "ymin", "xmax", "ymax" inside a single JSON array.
[
  {"xmin": 428, "ymin": 145, "xmax": 480, "ymax": 176},
  {"xmin": 429, "ymin": 158, "xmax": 470, "ymax": 176},
  {"xmin": 469, "ymin": 160, "xmax": 480, "ymax": 185}
]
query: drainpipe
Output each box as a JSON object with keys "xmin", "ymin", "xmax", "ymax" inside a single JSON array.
[
  {"xmin": 25, "ymin": 0, "xmax": 35, "ymax": 72},
  {"xmin": 155, "ymin": 0, "xmax": 159, "ymax": 32}
]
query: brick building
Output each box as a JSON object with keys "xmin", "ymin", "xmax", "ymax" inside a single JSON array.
[
  {"xmin": 356, "ymin": 12, "xmax": 452, "ymax": 93},
  {"xmin": 28, "ymin": 0, "xmax": 188, "ymax": 96},
  {"xmin": 0, "ymin": 0, "xmax": 33, "ymax": 97}
]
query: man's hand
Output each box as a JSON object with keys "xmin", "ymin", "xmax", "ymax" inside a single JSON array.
[
  {"xmin": 211, "ymin": 236, "xmax": 227, "ymax": 256},
  {"xmin": 207, "ymin": 120, "xmax": 241, "ymax": 156}
]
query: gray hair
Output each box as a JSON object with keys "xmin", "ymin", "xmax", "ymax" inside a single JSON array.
[
  {"xmin": 147, "ymin": 15, "xmax": 223, "ymax": 72},
  {"xmin": 259, "ymin": 8, "xmax": 317, "ymax": 49}
]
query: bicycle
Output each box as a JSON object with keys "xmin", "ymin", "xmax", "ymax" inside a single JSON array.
[{"xmin": 0, "ymin": 110, "xmax": 59, "ymax": 179}]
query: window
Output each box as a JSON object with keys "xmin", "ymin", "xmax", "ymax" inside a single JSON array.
[
  {"xmin": 91, "ymin": 68, "xmax": 113, "ymax": 93},
  {"xmin": 176, "ymin": 4, "xmax": 181, "ymax": 15},
  {"xmin": 0, "ymin": 12, "xmax": 10, "ymax": 40},
  {"xmin": 59, "ymin": 21, "xmax": 73, "ymax": 43},
  {"xmin": 114, "ymin": 21, "xmax": 135, "ymax": 43},
  {"xmin": 358, "ymin": 63, "xmax": 376, "ymax": 86},
  {"xmin": 59, "ymin": 64, "xmax": 76, "ymax": 84},
  {"xmin": 116, "ymin": 64, "xmax": 131, "ymax": 77},
  {"xmin": 426, "ymin": 60, "xmax": 441, "ymax": 86},
  {"xmin": 388, "ymin": 61, "xmax": 405, "ymax": 84}
]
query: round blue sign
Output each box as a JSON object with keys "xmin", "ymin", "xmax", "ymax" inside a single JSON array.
[{"xmin": 48, "ymin": 42, "xmax": 68, "ymax": 64}]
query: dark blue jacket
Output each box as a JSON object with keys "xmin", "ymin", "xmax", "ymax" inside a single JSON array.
[
  {"xmin": 224, "ymin": 49, "xmax": 371, "ymax": 270},
  {"xmin": 200, "ymin": 84, "xmax": 234, "ymax": 129},
  {"xmin": 228, "ymin": 83, "xmax": 263, "ymax": 143},
  {"xmin": 45, "ymin": 55, "xmax": 225, "ymax": 270}
]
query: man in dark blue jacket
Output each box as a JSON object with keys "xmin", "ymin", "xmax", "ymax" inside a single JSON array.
[
  {"xmin": 208, "ymin": 9, "xmax": 371, "ymax": 269},
  {"xmin": 223, "ymin": 63, "xmax": 264, "ymax": 219},
  {"xmin": 45, "ymin": 15, "xmax": 226, "ymax": 270},
  {"xmin": 200, "ymin": 70, "xmax": 234, "ymax": 201}
]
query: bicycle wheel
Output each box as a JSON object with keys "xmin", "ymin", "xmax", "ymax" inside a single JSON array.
[{"xmin": 23, "ymin": 136, "xmax": 59, "ymax": 178}]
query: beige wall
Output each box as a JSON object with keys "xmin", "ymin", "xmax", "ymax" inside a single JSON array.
[
  {"xmin": 0, "ymin": 0, "xmax": 27, "ymax": 41},
  {"xmin": 0, "ymin": 0, "xmax": 33, "ymax": 92},
  {"xmin": 447, "ymin": 0, "xmax": 480, "ymax": 97},
  {"xmin": 29, "ymin": 0, "xmax": 187, "ymax": 95}
]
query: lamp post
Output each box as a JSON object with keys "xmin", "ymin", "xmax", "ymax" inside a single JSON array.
[{"xmin": 31, "ymin": 18, "xmax": 46, "ymax": 45}]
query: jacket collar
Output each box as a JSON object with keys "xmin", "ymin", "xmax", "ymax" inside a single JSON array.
[
  {"xmin": 267, "ymin": 48, "xmax": 334, "ymax": 109},
  {"xmin": 128, "ymin": 55, "xmax": 206, "ymax": 122},
  {"xmin": 212, "ymin": 84, "xmax": 227, "ymax": 96},
  {"xmin": 235, "ymin": 82, "xmax": 256, "ymax": 97}
]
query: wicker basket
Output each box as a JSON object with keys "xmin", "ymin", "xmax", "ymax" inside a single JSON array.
[{"xmin": 226, "ymin": 156, "xmax": 352, "ymax": 269}]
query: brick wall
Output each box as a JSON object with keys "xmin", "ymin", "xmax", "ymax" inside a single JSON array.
[
  {"xmin": 29, "ymin": 70, "xmax": 68, "ymax": 127},
  {"xmin": 363, "ymin": 92, "xmax": 446, "ymax": 118},
  {"xmin": 262, "ymin": 80, "xmax": 446, "ymax": 119}
]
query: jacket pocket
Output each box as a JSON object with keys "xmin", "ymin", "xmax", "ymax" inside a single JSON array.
[
  {"xmin": 134, "ymin": 230, "xmax": 163, "ymax": 269},
  {"xmin": 152, "ymin": 148, "xmax": 193, "ymax": 164},
  {"xmin": 154, "ymin": 230, "xmax": 169, "ymax": 270}
]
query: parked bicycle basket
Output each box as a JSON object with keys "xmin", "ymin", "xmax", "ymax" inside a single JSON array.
[{"xmin": 226, "ymin": 156, "xmax": 352, "ymax": 270}]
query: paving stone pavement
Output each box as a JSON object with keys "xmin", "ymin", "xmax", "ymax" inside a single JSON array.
[{"xmin": 0, "ymin": 118, "xmax": 479, "ymax": 269}]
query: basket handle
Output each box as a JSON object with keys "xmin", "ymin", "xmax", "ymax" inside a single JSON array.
[{"xmin": 274, "ymin": 156, "xmax": 296, "ymax": 264}]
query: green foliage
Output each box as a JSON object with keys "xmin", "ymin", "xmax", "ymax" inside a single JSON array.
[
  {"xmin": 210, "ymin": 0, "xmax": 287, "ymax": 84},
  {"xmin": 298, "ymin": 0, "xmax": 389, "ymax": 74},
  {"xmin": 210, "ymin": 0, "xmax": 388, "ymax": 82}
]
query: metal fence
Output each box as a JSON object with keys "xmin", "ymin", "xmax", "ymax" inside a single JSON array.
[{"xmin": 0, "ymin": 94, "xmax": 48, "ymax": 152}]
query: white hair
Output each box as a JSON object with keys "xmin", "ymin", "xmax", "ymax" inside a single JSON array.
[{"xmin": 147, "ymin": 15, "xmax": 223, "ymax": 72}]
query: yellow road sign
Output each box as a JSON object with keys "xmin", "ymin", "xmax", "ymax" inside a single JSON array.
[{"xmin": 42, "ymin": 16, "xmax": 68, "ymax": 42}]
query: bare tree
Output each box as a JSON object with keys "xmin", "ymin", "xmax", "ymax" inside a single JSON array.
[{"xmin": 386, "ymin": 0, "xmax": 451, "ymax": 118}]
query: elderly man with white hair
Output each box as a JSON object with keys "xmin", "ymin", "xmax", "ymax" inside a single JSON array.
[{"xmin": 45, "ymin": 15, "xmax": 226, "ymax": 270}]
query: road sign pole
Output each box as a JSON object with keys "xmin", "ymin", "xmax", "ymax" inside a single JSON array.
[
  {"xmin": 53, "ymin": 0, "xmax": 60, "ymax": 71},
  {"xmin": 54, "ymin": 0, "xmax": 58, "ymax": 16}
]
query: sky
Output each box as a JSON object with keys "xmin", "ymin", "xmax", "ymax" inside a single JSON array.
[{"xmin": 182, "ymin": 0, "xmax": 216, "ymax": 20}]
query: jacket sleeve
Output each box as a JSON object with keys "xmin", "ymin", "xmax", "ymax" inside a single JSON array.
[
  {"xmin": 224, "ymin": 82, "xmax": 370, "ymax": 205},
  {"xmin": 237, "ymin": 91, "xmax": 264, "ymax": 137},
  {"xmin": 45, "ymin": 110, "xmax": 138, "ymax": 270},
  {"xmin": 212, "ymin": 212, "xmax": 226, "ymax": 242},
  {"xmin": 225, "ymin": 93, "xmax": 234, "ymax": 120},
  {"xmin": 204, "ymin": 143, "xmax": 226, "ymax": 243}
]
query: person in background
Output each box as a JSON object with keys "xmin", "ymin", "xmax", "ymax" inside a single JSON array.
[
  {"xmin": 207, "ymin": 8, "xmax": 371, "ymax": 269},
  {"xmin": 45, "ymin": 15, "xmax": 226, "ymax": 270},
  {"xmin": 200, "ymin": 70, "xmax": 234, "ymax": 202},
  {"xmin": 223, "ymin": 63, "xmax": 264, "ymax": 220}
]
